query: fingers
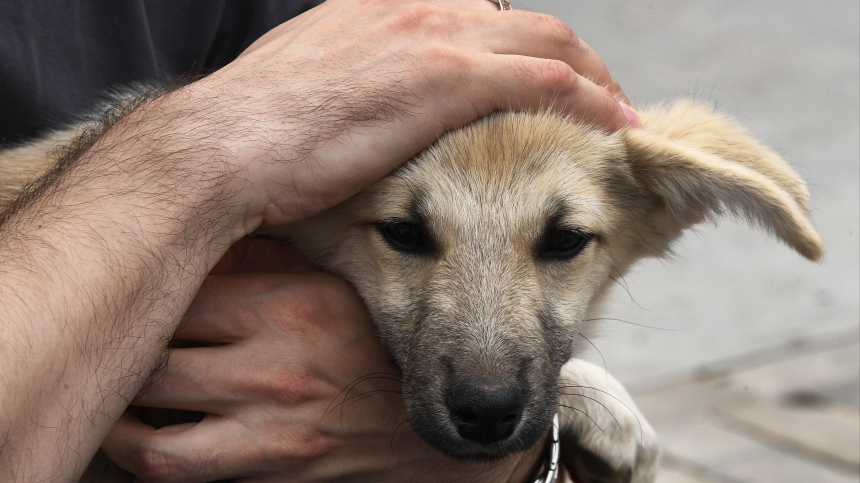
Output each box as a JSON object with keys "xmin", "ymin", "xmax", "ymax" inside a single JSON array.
[
  {"xmin": 471, "ymin": 9, "xmax": 631, "ymax": 106},
  {"xmin": 176, "ymin": 270, "xmax": 364, "ymax": 344},
  {"xmin": 249, "ymin": 0, "xmax": 636, "ymax": 132},
  {"xmin": 174, "ymin": 272, "xmax": 295, "ymax": 343},
  {"xmin": 472, "ymin": 11, "xmax": 637, "ymax": 127},
  {"xmin": 103, "ymin": 413, "xmax": 258, "ymax": 483},
  {"xmin": 173, "ymin": 277, "xmax": 249, "ymax": 343},
  {"xmin": 452, "ymin": 53, "xmax": 634, "ymax": 132},
  {"xmin": 568, "ymin": 38, "xmax": 631, "ymax": 107},
  {"xmin": 134, "ymin": 349, "xmax": 234, "ymax": 413},
  {"xmin": 393, "ymin": 4, "xmax": 636, "ymax": 127},
  {"xmin": 378, "ymin": 7, "xmax": 637, "ymax": 131}
]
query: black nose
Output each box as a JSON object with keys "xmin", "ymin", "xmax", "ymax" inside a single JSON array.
[{"xmin": 447, "ymin": 379, "xmax": 524, "ymax": 445}]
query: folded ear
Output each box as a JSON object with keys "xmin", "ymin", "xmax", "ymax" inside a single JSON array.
[{"xmin": 622, "ymin": 101, "xmax": 824, "ymax": 261}]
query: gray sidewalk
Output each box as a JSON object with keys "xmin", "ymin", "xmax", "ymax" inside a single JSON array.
[
  {"xmin": 519, "ymin": 1, "xmax": 860, "ymax": 481},
  {"xmin": 638, "ymin": 337, "xmax": 859, "ymax": 482}
]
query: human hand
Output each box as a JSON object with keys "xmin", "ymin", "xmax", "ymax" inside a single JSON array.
[
  {"xmin": 101, "ymin": 239, "xmax": 544, "ymax": 482},
  {"xmin": 146, "ymin": 0, "xmax": 638, "ymax": 228}
]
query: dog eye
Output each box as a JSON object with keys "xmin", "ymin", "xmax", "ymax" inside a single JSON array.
[
  {"xmin": 377, "ymin": 221, "xmax": 433, "ymax": 255},
  {"xmin": 538, "ymin": 228, "xmax": 592, "ymax": 260}
]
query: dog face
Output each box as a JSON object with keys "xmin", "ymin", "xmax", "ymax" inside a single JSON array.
[
  {"xmin": 283, "ymin": 102, "xmax": 823, "ymax": 460},
  {"xmin": 335, "ymin": 121, "xmax": 644, "ymax": 459}
]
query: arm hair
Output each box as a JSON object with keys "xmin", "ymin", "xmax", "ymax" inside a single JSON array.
[{"xmin": 0, "ymin": 80, "xmax": 243, "ymax": 481}]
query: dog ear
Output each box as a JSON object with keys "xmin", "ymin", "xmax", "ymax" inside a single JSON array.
[{"xmin": 622, "ymin": 101, "xmax": 824, "ymax": 261}]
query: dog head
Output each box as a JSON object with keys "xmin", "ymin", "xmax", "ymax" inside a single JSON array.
[{"xmin": 283, "ymin": 101, "xmax": 823, "ymax": 460}]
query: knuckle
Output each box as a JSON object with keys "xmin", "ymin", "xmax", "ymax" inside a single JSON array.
[
  {"xmin": 258, "ymin": 273, "xmax": 365, "ymax": 333},
  {"xmin": 316, "ymin": 274, "xmax": 363, "ymax": 306},
  {"xmin": 303, "ymin": 274, "xmax": 368, "ymax": 324},
  {"xmin": 390, "ymin": 3, "xmax": 458, "ymax": 35},
  {"xmin": 262, "ymin": 278, "xmax": 337, "ymax": 327},
  {"xmin": 539, "ymin": 13, "xmax": 577, "ymax": 48},
  {"xmin": 295, "ymin": 276, "xmax": 352, "ymax": 321},
  {"xmin": 134, "ymin": 445, "xmax": 177, "ymax": 483},
  {"xmin": 420, "ymin": 45, "xmax": 469, "ymax": 78},
  {"xmin": 269, "ymin": 429, "xmax": 336, "ymax": 462},
  {"xmin": 600, "ymin": 91, "xmax": 623, "ymax": 120},
  {"xmin": 239, "ymin": 366, "xmax": 334, "ymax": 405},
  {"xmin": 537, "ymin": 59, "xmax": 578, "ymax": 92},
  {"xmin": 421, "ymin": 43, "xmax": 455, "ymax": 64}
]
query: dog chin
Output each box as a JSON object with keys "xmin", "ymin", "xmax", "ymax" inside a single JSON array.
[
  {"xmin": 404, "ymin": 399, "xmax": 553, "ymax": 461},
  {"xmin": 413, "ymin": 426, "xmax": 542, "ymax": 462}
]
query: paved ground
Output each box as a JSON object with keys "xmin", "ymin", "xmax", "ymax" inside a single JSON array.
[
  {"xmin": 517, "ymin": 1, "xmax": 859, "ymax": 481},
  {"xmin": 638, "ymin": 338, "xmax": 859, "ymax": 482}
]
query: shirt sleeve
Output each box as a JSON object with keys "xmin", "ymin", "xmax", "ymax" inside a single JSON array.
[{"xmin": 0, "ymin": 0, "xmax": 324, "ymax": 144}]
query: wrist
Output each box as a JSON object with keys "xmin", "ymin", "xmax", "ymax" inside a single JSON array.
[
  {"xmin": 92, "ymin": 86, "xmax": 258, "ymax": 242},
  {"xmin": 119, "ymin": 76, "xmax": 337, "ymax": 230}
]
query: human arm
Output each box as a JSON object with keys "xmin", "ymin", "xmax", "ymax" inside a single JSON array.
[{"xmin": 0, "ymin": 0, "xmax": 636, "ymax": 480}]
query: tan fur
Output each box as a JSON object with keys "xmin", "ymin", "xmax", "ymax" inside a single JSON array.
[
  {"xmin": 1, "ymin": 101, "xmax": 823, "ymax": 482},
  {"xmin": 0, "ymin": 130, "xmax": 71, "ymax": 203},
  {"xmin": 629, "ymin": 101, "xmax": 823, "ymax": 260}
]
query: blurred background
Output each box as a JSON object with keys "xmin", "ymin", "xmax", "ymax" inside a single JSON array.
[{"xmin": 515, "ymin": 1, "xmax": 860, "ymax": 482}]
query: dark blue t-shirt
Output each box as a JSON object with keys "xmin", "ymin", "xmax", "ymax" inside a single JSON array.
[{"xmin": 0, "ymin": 0, "xmax": 323, "ymax": 144}]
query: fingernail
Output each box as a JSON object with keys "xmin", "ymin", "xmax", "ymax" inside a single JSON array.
[{"xmin": 621, "ymin": 105, "xmax": 641, "ymax": 128}]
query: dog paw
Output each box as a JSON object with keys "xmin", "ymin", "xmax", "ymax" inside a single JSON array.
[{"xmin": 556, "ymin": 359, "xmax": 659, "ymax": 483}]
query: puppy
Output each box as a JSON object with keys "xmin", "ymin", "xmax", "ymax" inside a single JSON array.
[
  {"xmin": 275, "ymin": 101, "xmax": 823, "ymax": 479},
  {"xmin": 1, "ymin": 101, "xmax": 823, "ymax": 483}
]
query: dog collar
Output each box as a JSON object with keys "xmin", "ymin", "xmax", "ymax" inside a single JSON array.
[{"xmin": 533, "ymin": 413, "xmax": 560, "ymax": 483}]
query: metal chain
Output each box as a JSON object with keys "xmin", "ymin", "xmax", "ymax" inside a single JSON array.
[{"xmin": 533, "ymin": 413, "xmax": 560, "ymax": 483}]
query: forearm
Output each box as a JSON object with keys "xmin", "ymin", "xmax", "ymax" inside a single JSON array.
[{"xmin": 0, "ymin": 90, "xmax": 245, "ymax": 481}]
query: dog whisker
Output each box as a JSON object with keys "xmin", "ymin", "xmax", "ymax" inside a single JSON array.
[
  {"xmin": 557, "ymin": 380, "xmax": 645, "ymax": 444},
  {"xmin": 574, "ymin": 333, "xmax": 609, "ymax": 386},
  {"xmin": 384, "ymin": 404, "xmax": 409, "ymax": 426},
  {"xmin": 344, "ymin": 389, "xmax": 403, "ymax": 406},
  {"xmin": 556, "ymin": 392, "xmax": 623, "ymax": 431},
  {"xmin": 390, "ymin": 417, "xmax": 416, "ymax": 450},
  {"xmin": 557, "ymin": 404, "xmax": 606, "ymax": 435},
  {"xmin": 608, "ymin": 267, "xmax": 647, "ymax": 311},
  {"xmin": 556, "ymin": 407, "xmax": 583, "ymax": 434},
  {"xmin": 583, "ymin": 317, "xmax": 677, "ymax": 331},
  {"xmin": 325, "ymin": 371, "xmax": 403, "ymax": 421},
  {"xmin": 327, "ymin": 371, "xmax": 400, "ymax": 405}
]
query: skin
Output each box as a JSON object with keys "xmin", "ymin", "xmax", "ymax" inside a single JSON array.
[{"xmin": 0, "ymin": 0, "xmax": 637, "ymax": 481}]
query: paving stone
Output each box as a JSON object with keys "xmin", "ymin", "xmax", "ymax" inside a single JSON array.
[
  {"xmin": 721, "ymin": 399, "xmax": 859, "ymax": 471},
  {"xmin": 658, "ymin": 422, "xmax": 858, "ymax": 483},
  {"xmin": 656, "ymin": 464, "xmax": 713, "ymax": 483},
  {"xmin": 632, "ymin": 343, "xmax": 860, "ymax": 481},
  {"xmin": 727, "ymin": 344, "xmax": 860, "ymax": 407}
]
